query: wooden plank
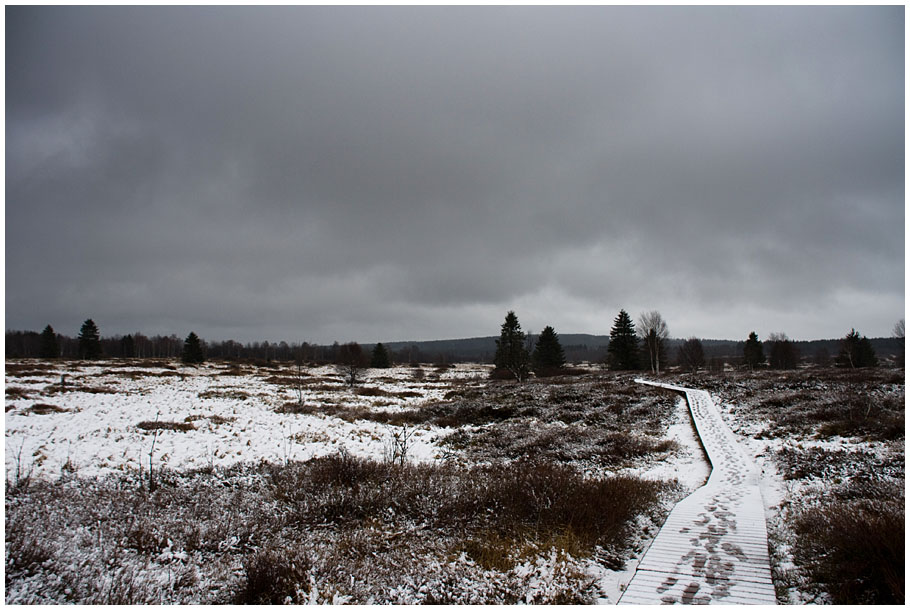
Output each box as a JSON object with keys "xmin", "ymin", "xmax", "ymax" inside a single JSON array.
[{"xmin": 617, "ymin": 381, "xmax": 777, "ymax": 605}]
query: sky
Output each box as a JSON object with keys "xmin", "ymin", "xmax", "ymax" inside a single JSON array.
[{"xmin": 5, "ymin": 6, "xmax": 905, "ymax": 344}]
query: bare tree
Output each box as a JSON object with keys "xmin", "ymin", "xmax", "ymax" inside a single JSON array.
[
  {"xmin": 293, "ymin": 352, "xmax": 306, "ymax": 404},
  {"xmin": 336, "ymin": 342, "xmax": 368, "ymax": 387},
  {"xmin": 894, "ymin": 319, "xmax": 905, "ymax": 368},
  {"xmin": 677, "ymin": 337, "xmax": 705, "ymax": 372},
  {"xmin": 638, "ymin": 310, "xmax": 669, "ymax": 374},
  {"xmin": 767, "ymin": 332, "xmax": 799, "ymax": 369}
]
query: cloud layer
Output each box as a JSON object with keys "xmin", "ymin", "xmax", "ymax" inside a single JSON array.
[{"xmin": 6, "ymin": 6, "xmax": 904, "ymax": 343}]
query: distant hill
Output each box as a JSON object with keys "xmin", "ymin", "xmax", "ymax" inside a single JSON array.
[
  {"xmin": 382, "ymin": 333, "xmax": 611, "ymax": 363},
  {"xmin": 378, "ymin": 334, "xmax": 903, "ymax": 365}
]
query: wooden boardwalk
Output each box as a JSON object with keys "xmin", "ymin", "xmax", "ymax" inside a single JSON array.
[{"xmin": 618, "ymin": 380, "xmax": 777, "ymax": 605}]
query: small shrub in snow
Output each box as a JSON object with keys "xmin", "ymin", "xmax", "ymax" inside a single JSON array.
[
  {"xmin": 137, "ymin": 420, "xmax": 195, "ymax": 432},
  {"xmin": 237, "ymin": 546, "xmax": 311, "ymax": 604},
  {"xmin": 28, "ymin": 403, "xmax": 68, "ymax": 414},
  {"xmin": 792, "ymin": 495, "xmax": 904, "ymax": 604}
]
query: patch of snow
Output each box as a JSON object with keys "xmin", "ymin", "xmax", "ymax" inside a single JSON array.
[{"xmin": 5, "ymin": 362, "xmax": 492, "ymax": 482}]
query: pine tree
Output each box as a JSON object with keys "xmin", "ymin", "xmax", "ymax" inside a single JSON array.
[
  {"xmin": 182, "ymin": 332, "xmax": 205, "ymax": 364},
  {"xmin": 121, "ymin": 334, "xmax": 135, "ymax": 358},
  {"xmin": 39, "ymin": 324, "xmax": 59, "ymax": 359},
  {"xmin": 607, "ymin": 309, "xmax": 639, "ymax": 370},
  {"xmin": 494, "ymin": 311, "xmax": 530, "ymax": 381},
  {"xmin": 78, "ymin": 319, "xmax": 102, "ymax": 360},
  {"xmin": 743, "ymin": 331, "xmax": 765, "ymax": 370},
  {"xmin": 371, "ymin": 342, "xmax": 391, "ymax": 368},
  {"xmin": 532, "ymin": 325, "xmax": 566, "ymax": 376},
  {"xmin": 837, "ymin": 329, "xmax": 877, "ymax": 368}
]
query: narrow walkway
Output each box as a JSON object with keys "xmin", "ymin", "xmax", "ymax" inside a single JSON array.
[{"xmin": 618, "ymin": 380, "xmax": 777, "ymax": 605}]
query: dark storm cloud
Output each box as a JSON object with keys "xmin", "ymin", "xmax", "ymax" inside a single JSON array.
[{"xmin": 6, "ymin": 6, "xmax": 904, "ymax": 343}]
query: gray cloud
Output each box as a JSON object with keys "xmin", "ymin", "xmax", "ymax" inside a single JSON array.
[{"xmin": 6, "ymin": 6, "xmax": 904, "ymax": 343}]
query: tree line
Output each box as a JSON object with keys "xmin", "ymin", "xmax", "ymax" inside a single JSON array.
[
  {"xmin": 8, "ymin": 314, "xmax": 901, "ymax": 373},
  {"xmin": 6, "ymin": 322, "xmax": 415, "ymax": 366},
  {"xmin": 490, "ymin": 309, "xmax": 898, "ymax": 381}
]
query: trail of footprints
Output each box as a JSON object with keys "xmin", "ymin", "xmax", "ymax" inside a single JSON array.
[{"xmin": 618, "ymin": 381, "xmax": 777, "ymax": 605}]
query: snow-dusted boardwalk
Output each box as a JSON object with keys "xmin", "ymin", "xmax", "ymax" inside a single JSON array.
[{"xmin": 618, "ymin": 380, "xmax": 776, "ymax": 605}]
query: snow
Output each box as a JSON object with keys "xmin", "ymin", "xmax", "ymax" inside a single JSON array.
[
  {"xmin": 629, "ymin": 396, "xmax": 710, "ymax": 490},
  {"xmin": 4, "ymin": 359, "xmax": 715, "ymax": 604},
  {"xmin": 5, "ymin": 361, "xmax": 490, "ymax": 481}
]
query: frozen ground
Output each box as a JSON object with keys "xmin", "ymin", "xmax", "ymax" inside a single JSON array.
[
  {"xmin": 5, "ymin": 361, "xmax": 490, "ymax": 480},
  {"xmin": 692, "ymin": 369, "xmax": 905, "ymax": 604},
  {"xmin": 5, "ymin": 359, "xmax": 700, "ymax": 604},
  {"xmin": 10, "ymin": 361, "xmax": 898, "ymax": 603}
]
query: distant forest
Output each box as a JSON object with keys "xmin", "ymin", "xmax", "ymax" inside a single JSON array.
[{"xmin": 5, "ymin": 328, "xmax": 903, "ymax": 368}]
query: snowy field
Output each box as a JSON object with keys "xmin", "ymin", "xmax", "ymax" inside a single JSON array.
[
  {"xmin": 5, "ymin": 360, "xmax": 903, "ymax": 604},
  {"xmin": 5, "ymin": 360, "xmax": 493, "ymax": 480},
  {"xmin": 6, "ymin": 359, "xmax": 703, "ymax": 604}
]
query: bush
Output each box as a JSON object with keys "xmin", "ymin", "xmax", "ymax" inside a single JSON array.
[
  {"xmin": 237, "ymin": 546, "xmax": 311, "ymax": 604},
  {"xmin": 792, "ymin": 498, "xmax": 904, "ymax": 604},
  {"xmin": 28, "ymin": 403, "xmax": 68, "ymax": 414},
  {"xmin": 488, "ymin": 367, "xmax": 517, "ymax": 381}
]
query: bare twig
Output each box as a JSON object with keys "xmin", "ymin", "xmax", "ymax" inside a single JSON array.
[{"xmin": 148, "ymin": 410, "xmax": 161, "ymax": 492}]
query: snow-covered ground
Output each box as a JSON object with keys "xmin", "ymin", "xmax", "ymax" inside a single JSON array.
[
  {"xmin": 5, "ymin": 361, "xmax": 490, "ymax": 481},
  {"xmin": 6, "ymin": 359, "xmax": 709, "ymax": 604},
  {"xmin": 705, "ymin": 371, "xmax": 905, "ymax": 604}
]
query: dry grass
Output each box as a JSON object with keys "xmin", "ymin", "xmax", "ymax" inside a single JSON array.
[
  {"xmin": 184, "ymin": 414, "xmax": 235, "ymax": 425},
  {"xmin": 237, "ymin": 546, "xmax": 312, "ymax": 604},
  {"xmin": 5, "ymin": 363, "xmax": 59, "ymax": 376},
  {"xmin": 792, "ymin": 490, "xmax": 904, "ymax": 604},
  {"xmin": 42, "ymin": 384, "xmax": 118, "ymax": 396},
  {"xmin": 197, "ymin": 389, "xmax": 250, "ymax": 401},
  {"xmin": 137, "ymin": 420, "xmax": 195, "ymax": 432},
  {"xmin": 27, "ymin": 403, "xmax": 69, "ymax": 415},
  {"xmin": 6, "ymin": 386, "xmax": 33, "ymax": 399},
  {"xmin": 6, "ymin": 455, "xmax": 672, "ymax": 604}
]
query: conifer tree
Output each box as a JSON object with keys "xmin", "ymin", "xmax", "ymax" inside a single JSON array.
[
  {"xmin": 39, "ymin": 324, "xmax": 59, "ymax": 359},
  {"xmin": 607, "ymin": 309, "xmax": 639, "ymax": 370},
  {"xmin": 743, "ymin": 331, "xmax": 765, "ymax": 370},
  {"xmin": 532, "ymin": 325, "xmax": 566, "ymax": 376},
  {"xmin": 78, "ymin": 319, "xmax": 103, "ymax": 360},
  {"xmin": 837, "ymin": 329, "xmax": 877, "ymax": 368},
  {"xmin": 182, "ymin": 332, "xmax": 205, "ymax": 364},
  {"xmin": 371, "ymin": 342, "xmax": 391, "ymax": 368},
  {"xmin": 121, "ymin": 334, "xmax": 135, "ymax": 358},
  {"xmin": 494, "ymin": 310, "xmax": 530, "ymax": 381}
]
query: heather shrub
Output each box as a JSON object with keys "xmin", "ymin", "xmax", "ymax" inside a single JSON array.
[
  {"xmin": 792, "ymin": 496, "xmax": 904, "ymax": 604},
  {"xmin": 137, "ymin": 420, "xmax": 195, "ymax": 432},
  {"xmin": 237, "ymin": 546, "xmax": 312, "ymax": 604}
]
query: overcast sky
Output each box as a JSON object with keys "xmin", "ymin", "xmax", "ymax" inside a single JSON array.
[{"xmin": 6, "ymin": 6, "xmax": 905, "ymax": 344}]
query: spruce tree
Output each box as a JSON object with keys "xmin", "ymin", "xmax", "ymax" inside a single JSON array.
[
  {"xmin": 121, "ymin": 334, "xmax": 135, "ymax": 358},
  {"xmin": 39, "ymin": 324, "xmax": 59, "ymax": 359},
  {"xmin": 743, "ymin": 331, "xmax": 765, "ymax": 370},
  {"xmin": 182, "ymin": 332, "xmax": 205, "ymax": 364},
  {"xmin": 78, "ymin": 319, "xmax": 103, "ymax": 360},
  {"xmin": 494, "ymin": 311, "xmax": 530, "ymax": 381},
  {"xmin": 607, "ymin": 309, "xmax": 639, "ymax": 370},
  {"xmin": 837, "ymin": 329, "xmax": 877, "ymax": 368},
  {"xmin": 532, "ymin": 325, "xmax": 566, "ymax": 376},
  {"xmin": 371, "ymin": 342, "xmax": 391, "ymax": 368}
]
